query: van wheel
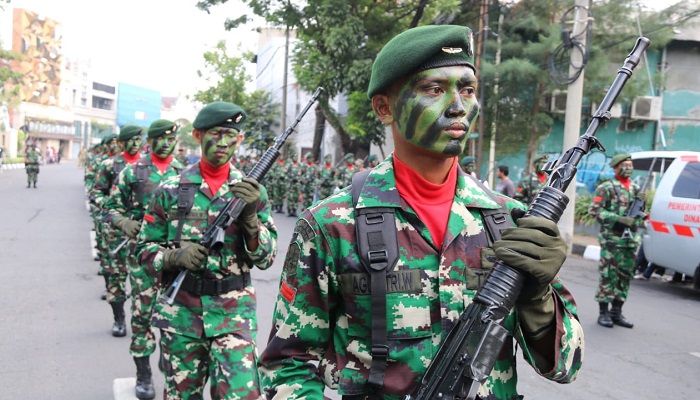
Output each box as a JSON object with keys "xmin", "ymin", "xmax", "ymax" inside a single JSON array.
[{"xmin": 694, "ymin": 265, "xmax": 700, "ymax": 290}]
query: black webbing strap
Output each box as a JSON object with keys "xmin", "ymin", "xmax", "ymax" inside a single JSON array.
[
  {"xmin": 469, "ymin": 175, "xmax": 513, "ymax": 244},
  {"xmin": 351, "ymin": 170, "xmax": 398, "ymax": 397},
  {"xmin": 173, "ymin": 179, "xmax": 197, "ymax": 248},
  {"xmin": 133, "ymin": 161, "xmax": 149, "ymax": 200}
]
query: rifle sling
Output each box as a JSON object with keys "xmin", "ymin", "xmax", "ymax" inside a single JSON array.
[{"xmin": 173, "ymin": 180, "xmax": 197, "ymax": 247}]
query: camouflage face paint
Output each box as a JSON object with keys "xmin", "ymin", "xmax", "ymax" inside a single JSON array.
[
  {"xmin": 152, "ymin": 133, "xmax": 177, "ymax": 158},
  {"xmin": 535, "ymin": 161, "xmax": 547, "ymax": 174},
  {"xmin": 393, "ymin": 66, "xmax": 479, "ymax": 156},
  {"xmin": 108, "ymin": 139, "xmax": 121, "ymax": 155},
  {"xmin": 617, "ymin": 162, "xmax": 634, "ymax": 178},
  {"xmin": 201, "ymin": 127, "xmax": 239, "ymax": 167},
  {"xmin": 125, "ymin": 136, "xmax": 143, "ymax": 156}
]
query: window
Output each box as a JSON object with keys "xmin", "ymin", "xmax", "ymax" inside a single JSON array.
[{"xmin": 671, "ymin": 163, "xmax": 700, "ymax": 200}]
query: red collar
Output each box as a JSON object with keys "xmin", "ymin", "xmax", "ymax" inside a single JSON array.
[
  {"xmin": 200, "ymin": 160, "xmax": 230, "ymax": 195},
  {"xmin": 123, "ymin": 151, "xmax": 140, "ymax": 164},
  {"xmin": 150, "ymin": 153, "xmax": 173, "ymax": 173}
]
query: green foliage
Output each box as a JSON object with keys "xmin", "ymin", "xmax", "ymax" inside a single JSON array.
[
  {"xmin": 240, "ymin": 90, "xmax": 279, "ymax": 155},
  {"xmin": 574, "ymin": 193, "xmax": 597, "ymax": 226},
  {"xmin": 176, "ymin": 122, "xmax": 199, "ymax": 150},
  {"xmin": 191, "ymin": 41, "xmax": 251, "ymax": 106}
]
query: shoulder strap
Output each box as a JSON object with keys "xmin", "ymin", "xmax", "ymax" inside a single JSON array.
[
  {"xmin": 173, "ymin": 175, "xmax": 197, "ymax": 247},
  {"xmin": 469, "ymin": 175, "xmax": 513, "ymax": 244},
  {"xmin": 351, "ymin": 169, "xmax": 398, "ymax": 396}
]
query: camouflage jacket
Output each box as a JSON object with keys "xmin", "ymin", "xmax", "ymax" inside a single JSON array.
[
  {"xmin": 103, "ymin": 154, "xmax": 184, "ymax": 224},
  {"xmin": 91, "ymin": 153, "xmax": 131, "ymax": 208},
  {"xmin": 259, "ymin": 155, "xmax": 584, "ymax": 400},
  {"xmin": 514, "ymin": 172, "xmax": 547, "ymax": 205},
  {"xmin": 84, "ymin": 153, "xmax": 107, "ymax": 192},
  {"xmin": 588, "ymin": 178, "xmax": 641, "ymax": 247},
  {"xmin": 25, "ymin": 148, "xmax": 41, "ymax": 164},
  {"xmin": 134, "ymin": 162, "xmax": 278, "ymax": 339}
]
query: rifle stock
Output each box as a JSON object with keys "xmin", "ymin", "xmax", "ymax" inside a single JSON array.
[
  {"xmin": 408, "ymin": 37, "xmax": 650, "ymax": 400},
  {"xmin": 160, "ymin": 87, "xmax": 324, "ymax": 306}
]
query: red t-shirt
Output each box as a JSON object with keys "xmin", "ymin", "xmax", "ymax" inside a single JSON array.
[
  {"xmin": 394, "ymin": 156, "xmax": 458, "ymax": 250},
  {"xmin": 200, "ymin": 160, "xmax": 230, "ymax": 195},
  {"xmin": 150, "ymin": 153, "xmax": 173, "ymax": 174}
]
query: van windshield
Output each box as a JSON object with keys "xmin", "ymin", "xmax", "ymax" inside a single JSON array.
[{"xmin": 671, "ymin": 163, "xmax": 700, "ymax": 199}]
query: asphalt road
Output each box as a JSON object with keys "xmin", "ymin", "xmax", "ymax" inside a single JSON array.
[{"xmin": 1, "ymin": 161, "xmax": 698, "ymax": 400}]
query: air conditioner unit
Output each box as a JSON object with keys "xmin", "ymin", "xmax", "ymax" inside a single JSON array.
[
  {"xmin": 630, "ymin": 96, "xmax": 662, "ymax": 120},
  {"xmin": 591, "ymin": 102, "xmax": 622, "ymax": 119},
  {"xmin": 550, "ymin": 90, "xmax": 567, "ymax": 114}
]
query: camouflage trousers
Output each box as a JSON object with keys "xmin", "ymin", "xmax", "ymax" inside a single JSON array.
[
  {"xmin": 26, "ymin": 164, "xmax": 39, "ymax": 183},
  {"xmin": 302, "ymin": 185, "xmax": 315, "ymax": 209},
  {"xmin": 128, "ymin": 247, "xmax": 158, "ymax": 358},
  {"xmin": 160, "ymin": 330, "xmax": 263, "ymax": 400},
  {"xmin": 106, "ymin": 228, "xmax": 129, "ymax": 303},
  {"xmin": 287, "ymin": 184, "xmax": 301, "ymax": 213},
  {"xmin": 595, "ymin": 242, "xmax": 636, "ymax": 303},
  {"xmin": 316, "ymin": 184, "xmax": 334, "ymax": 203},
  {"xmin": 270, "ymin": 182, "xmax": 286, "ymax": 209}
]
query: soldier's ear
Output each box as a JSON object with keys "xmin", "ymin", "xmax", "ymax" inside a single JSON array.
[
  {"xmin": 372, "ymin": 94, "xmax": 394, "ymax": 124},
  {"xmin": 192, "ymin": 129, "xmax": 203, "ymax": 144}
]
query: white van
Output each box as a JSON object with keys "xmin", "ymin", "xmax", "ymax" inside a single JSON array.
[{"xmin": 632, "ymin": 151, "xmax": 700, "ymax": 289}]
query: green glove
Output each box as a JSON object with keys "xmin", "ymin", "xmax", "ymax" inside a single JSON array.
[
  {"xmin": 617, "ymin": 216, "xmax": 636, "ymax": 228},
  {"xmin": 162, "ymin": 242, "xmax": 209, "ymax": 272},
  {"xmin": 231, "ymin": 177, "xmax": 261, "ymax": 239},
  {"xmin": 493, "ymin": 212, "xmax": 567, "ymax": 337},
  {"xmin": 113, "ymin": 217, "xmax": 142, "ymax": 239}
]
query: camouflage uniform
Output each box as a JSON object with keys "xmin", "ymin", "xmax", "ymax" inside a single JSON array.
[
  {"xmin": 514, "ymin": 172, "xmax": 547, "ymax": 205},
  {"xmin": 104, "ymin": 154, "xmax": 184, "ymax": 358},
  {"xmin": 285, "ymin": 160, "xmax": 302, "ymax": 217},
  {"xmin": 588, "ymin": 178, "xmax": 641, "ymax": 304},
  {"xmin": 301, "ymin": 158, "xmax": 318, "ymax": 209},
  {"xmin": 134, "ymin": 162, "xmax": 277, "ymax": 400},
  {"xmin": 92, "ymin": 153, "xmax": 133, "ymax": 304},
  {"xmin": 316, "ymin": 159, "xmax": 336, "ymax": 202},
  {"xmin": 269, "ymin": 159, "xmax": 286, "ymax": 213},
  {"xmin": 259, "ymin": 155, "xmax": 584, "ymax": 399},
  {"xmin": 24, "ymin": 146, "xmax": 41, "ymax": 188}
]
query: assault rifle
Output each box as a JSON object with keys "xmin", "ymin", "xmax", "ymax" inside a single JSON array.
[
  {"xmin": 407, "ymin": 38, "xmax": 650, "ymax": 400},
  {"xmin": 621, "ymin": 157, "xmax": 656, "ymax": 240},
  {"xmin": 160, "ymin": 87, "xmax": 324, "ymax": 305}
]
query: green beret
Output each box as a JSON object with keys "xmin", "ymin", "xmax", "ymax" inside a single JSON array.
[
  {"xmin": 304, "ymin": 152, "xmax": 313, "ymax": 159},
  {"xmin": 344, "ymin": 153, "xmax": 354, "ymax": 160},
  {"xmin": 101, "ymin": 134, "xmax": 117, "ymax": 144},
  {"xmin": 533, "ymin": 154, "xmax": 549, "ymax": 163},
  {"xmin": 610, "ymin": 153, "xmax": 632, "ymax": 167},
  {"xmin": 193, "ymin": 101, "xmax": 246, "ymax": 131},
  {"xmin": 118, "ymin": 125, "xmax": 143, "ymax": 141},
  {"xmin": 367, "ymin": 154, "xmax": 377, "ymax": 162},
  {"xmin": 368, "ymin": 25, "xmax": 475, "ymax": 98},
  {"xmin": 460, "ymin": 156, "xmax": 475, "ymax": 166},
  {"xmin": 148, "ymin": 119, "xmax": 178, "ymax": 139}
]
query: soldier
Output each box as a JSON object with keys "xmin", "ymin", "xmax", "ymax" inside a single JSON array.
[
  {"xmin": 316, "ymin": 154, "xmax": 336, "ymax": 201},
  {"xmin": 285, "ymin": 151, "xmax": 302, "ymax": 217},
  {"xmin": 175, "ymin": 147, "xmax": 188, "ymax": 166},
  {"xmin": 259, "ymin": 25, "xmax": 583, "ymax": 399},
  {"xmin": 92, "ymin": 126, "xmax": 144, "ymax": 337},
  {"xmin": 134, "ymin": 102, "xmax": 277, "ymax": 399},
  {"xmin": 301, "ymin": 151, "xmax": 318, "ymax": 209},
  {"xmin": 24, "ymin": 142, "xmax": 41, "ymax": 188},
  {"xmin": 269, "ymin": 155, "xmax": 286, "ymax": 213},
  {"xmin": 335, "ymin": 152, "xmax": 358, "ymax": 189},
  {"xmin": 588, "ymin": 153, "xmax": 641, "ymax": 329},
  {"xmin": 104, "ymin": 119, "xmax": 184, "ymax": 399},
  {"xmin": 515, "ymin": 153, "xmax": 548, "ymax": 205},
  {"xmin": 367, "ymin": 154, "xmax": 380, "ymax": 168}
]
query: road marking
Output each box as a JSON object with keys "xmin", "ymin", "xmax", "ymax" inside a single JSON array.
[
  {"xmin": 113, "ymin": 377, "xmax": 138, "ymax": 400},
  {"xmin": 691, "ymin": 352, "xmax": 700, "ymax": 358}
]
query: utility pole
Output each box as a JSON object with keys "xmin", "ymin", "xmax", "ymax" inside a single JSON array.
[
  {"xmin": 475, "ymin": 0, "xmax": 490, "ymax": 176},
  {"xmin": 281, "ymin": 25, "xmax": 290, "ymax": 136},
  {"xmin": 560, "ymin": 0, "xmax": 590, "ymax": 252},
  {"xmin": 487, "ymin": 9, "xmax": 503, "ymax": 188}
]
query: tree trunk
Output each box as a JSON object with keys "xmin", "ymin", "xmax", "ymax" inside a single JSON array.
[
  {"xmin": 318, "ymin": 95, "xmax": 357, "ymax": 156},
  {"xmin": 525, "ymin": 81, "xmax": 545, "ymax": 174},
  {"xmin": 312, "ymin": 105, "xmax": 326, "ymax": 161}
]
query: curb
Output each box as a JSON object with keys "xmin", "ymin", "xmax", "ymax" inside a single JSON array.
[{"xmin": 572, "ymin": 243, "xmax": 601, "ymax": 261}]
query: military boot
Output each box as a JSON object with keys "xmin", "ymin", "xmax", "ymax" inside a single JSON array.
[
  {"xmin": 133, "ymin": 356, "xmax": 155, "ymax": 399},
  {"xmin": 597, "ymin": 302, "xmax": 613, "ymax": 328},
  {"xmin": 27, "ymin": 182, "xmax": 31, "ymax": 188},
  {"xmin": 110, "ymin": 301, "xmax": 127, "ymax": 337},
  {"xmin": 33, "ymin": 182, "xmax": 37, "ymax": 188},
  {"xmin": 610, "ymin": 300, "xmax": 634, "ymax": 328}
]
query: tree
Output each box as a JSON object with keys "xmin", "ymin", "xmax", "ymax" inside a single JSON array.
[{"xmin": 190, "ymin": 40, "xmax": 280, "ymax": 156}]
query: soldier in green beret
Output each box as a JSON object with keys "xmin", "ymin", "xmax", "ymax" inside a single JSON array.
[
  {"xmin": 515, "ymin": 153, "xmax": 549, "ymax": 205},
  {"xmin": 134, "ymin": 102, "xmax": 277, "ymax": 399},
  {"xmin": 301, "ymin": 151, "xmax": 319, "ymax": 209},
  {"xmin": 260, "ymin": 25, "xmax": 582, "ymax": 399},
  {"xmin": 24, "ymin": 141, "xmax": 41, "ymax": 188},
  {"xmin": 367, "ymin": 154, "xmax": 380, "ymax": 168},
  {"xmin": 316, "ymin": 153, "xmax": 336, "ymax": 200},
  {"xmin": 588, "ymin": 153, "xmax": 640, "ymax": 329},
  {"xmin": 460, "ymin": 155, "xmax": 477, "ymax": 178},
  {"xmin": 103, "ymin": 119, "xmax": 184, "ymax": 399},
  {"xmin": 92, "ymin": 125, "xmax": 145, "ymax": 339}
]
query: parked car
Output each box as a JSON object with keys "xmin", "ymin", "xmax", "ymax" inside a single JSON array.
[{"xmin": 632, "ymin": 151, "xmax": 700, "ymax": 289}]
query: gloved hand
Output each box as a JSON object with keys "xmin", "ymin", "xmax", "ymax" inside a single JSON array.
[
  {"xmin": 616, "ymin": 216, "xmax": 636, "ymax": 228},
  {"xmin": 113, "ymin": 216, "xmax": 142, "ymax": 239},
  {"xmin": 162, "ymin": 242, "xmax": 209, "ymax": 272},
  {"xmin": 231, "ymin": 177, "xmax": 261, "ymax": 239},
  {"xmin": 492, "ymin": 209, "xmax": 567, "ymax": 337}
]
